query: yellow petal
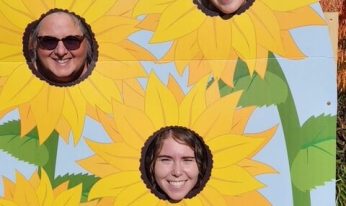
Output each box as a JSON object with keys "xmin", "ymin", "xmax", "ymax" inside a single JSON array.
[
  {"xmin": 71, "ymin": 0, "xmax": 118, "ymax": 23},
  {"xmin": 18, "ymin": 104, "xmax": 36, "ymax": 137},
  {"xmin": 78, "ymin": 156, "xmax": 119, "ymax": 178},
  {"xmin": 107, "ymin": 0, "xmax": 138, "ymax": 17},
  {"xmin": 86, "ymin": 140, "xmax": 140, "ymax": 170},
  {"xmin": 179, "ymin": 76, "xmax": 208, "ymax": 126},
  {"xmin": 224, "ymin": 191, "xmax": 271, "ymax": 206},
  {"xmin": 248, "ymin": 2, "xmax": 283, "ymax": 53},
  {"xmin": 231, "ymin": 106, "xmax": 256, "ymax": 134},
  {"xmin": 275, "ymin": 7, "xmax": 325, "ymax": 30},
  {"xmin": 31, "ymin": 86, "xmax": 65, "ymax": 144},
  {"xmin": 199, "ymin": 186, "xmax": 227, "ymax": 206},
  {"xmin": 207, "ymin": 134, "xmax": 264, "ymax": 167},
  {"xmin": 232, "ymin": 14, "xmax": 256, "ymax": 61},
  {"xmin": 79, "ymin": 71, "xmax": 120, "ymax": 113},
  {"xmin": 209, "ymin": 165, "xmax": 263, "ymax": 195},
  {"xmin": 2, "ymin": 177, "xmax": 15, "ymax": 199},
  {"xmin": 175, "ymin": 32, "xmax": 200, "ymax": 61},
  {"xmin": 187, "ymin": 59, "xmax": 212, "ymax": 85},
  {"xmin": 96, "ymin": 61, "xmax": 146, "ymax": 80},
  {"xmin": 238, "ymin": 159, "xmax": 277, "ymax": 176},
  {"xmin": 113, "ymin": 101, "xmax": 154, "ymax": 148},
  {"xmin": 115, "ymin": 182, "xmax": 153, "ymax": 206},
  {"xmin": 198, "ymin": 19, "xmax": 232, "ymax": 59},
  {"xmin": 93, "ymin": 16, "xmax": 138, "ymax": 43},
  {"xmin": 117, "ymin": 40, "xmax": 156, "ymax": 61},
  {"xmin": 192, "ymin": 91, "xmax": 242, "ymax": 139},
  {"xmin": 133, "ymin": 0, "xmax": 172, "ymax": 17},
  {"xmin": 145, "ymin": 74, "xmax": 179, "ymax": 129},
  {"xmin": 205, "ymin": 81, "xmax": 220, "ymax": 106},
  {"xmin": 89, "ymin": 172, "xmax": 141, "ymax": 200},
  {"xmin": 0, "ymin": 65, "xmax": 43, "ymax": 111},
  {"xmin": 219, "ymin": 58, "xmax": 238, "ymax": 86},
  {"xmin": 151, "ymin": 0, "xmax": 205, "ymax": 42},
  {"xmin": 0, "ymin": 199, "xmax": 18, "ymax": 206},
  {"xmin": 0, "ymin": 1, "xmax": 32, "ymax": 28},
  {"xmin": 93, "ymin": 108, "xmax": 122, "ymax": 142},
  {"xmin": 13, "ymin": 172, "xmax": 39, "ymax": 206},
  {"xmin": 261, "ymin": 0, "xmax": 319, "ymax": 11},
  {"xmin": 37, "ymin": 170, "xmax": 54, "ymax": 206},
  {"xmin": 63, "ymin": 87, "xmax": 87, "ymax": 144},
  {"xmin": 167, "ymin": 76, "xmax": 185, "ymax": 104},
  {"xmin": 55, "ymin": 118, "xmax": 72, "ymax": 142},
  {"xmin": 53, "ymin": 184, "xmax": 82, "ymax": 206},
  {"xmin": 21, "ymin": 1, "xmax": 46, "ymax": 19},
  {"xmin": 183, "ymin": 197, "xmax": 204, "ymax": 206},
  {"xmin": 127, "ymin": 193, "xmax": 159, "ymax": 206}
]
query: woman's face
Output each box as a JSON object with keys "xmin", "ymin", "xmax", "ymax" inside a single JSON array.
[
  {"xmin": 36, "ymin": 12, "xmax": 88, "ymax": 83},
  {"xmin": 154, "ymin": 137, "xmax": 199, "ymax": 201},
  {"xmin": 210, "ymin": 0, "xmax": 245, "ymax": 14}
]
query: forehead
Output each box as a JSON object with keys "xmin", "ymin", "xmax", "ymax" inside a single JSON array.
[
  {"xmin": 158, "ymin": 137, "xmax": 194, "ymax": 156},
  {"xmin": 38, "ymin": 12, "xmax": 82, "ymax": 36}
]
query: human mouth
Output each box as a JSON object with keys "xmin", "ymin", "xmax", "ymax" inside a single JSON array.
[
  {"xmin": 218, "ymin": 0, "xmax": 232, "ymax": 5},
  {"xmin": 167, "ymin": 180, "xmax": 187, "ymax": 188},
  {"xmin": 54, "ymin": 58, "xmax": 70, "ymax": 65}
]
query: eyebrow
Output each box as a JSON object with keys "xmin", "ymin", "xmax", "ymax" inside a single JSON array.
[{"xmin": 157, "ymin": 155, "xmax": 195, "ymax": 159}]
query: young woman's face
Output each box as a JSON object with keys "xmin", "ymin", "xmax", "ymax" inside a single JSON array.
[
  {"xmin": 36, "ymin": 12, "xmax": 88, "ymax": 83},
  {"xmin": 154, "ymin": 137, "xmax": 199, "ymax": 201},
  {"xmin": 210, "ymin": 0, "xmax": 245, "ymax": 14}
]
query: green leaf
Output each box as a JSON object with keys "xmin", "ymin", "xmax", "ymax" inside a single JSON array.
[
  {"xmin": 219, "ymin": 57, "xmax": 288, "ymax": 107},
  {"xmin": 291, "ymin": 115, "xmax": 336, "ymax": 191},
  {"xmin": 53, "ymin": 173, "xmax": 100, "ymax": 202},
  {"xmin": 0, "ymin": 120, "xmax": 48, "ymax": 166}
]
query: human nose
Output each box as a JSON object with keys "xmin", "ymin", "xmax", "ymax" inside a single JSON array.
[
  {"xmin": 172, "ymin": 162, "xmax": 183, "ymax": 177},
  {"xmin": 54, "ymin": 41, "xmax": 68, "ymax": 56}
]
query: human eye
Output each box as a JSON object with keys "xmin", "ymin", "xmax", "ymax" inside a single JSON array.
[
  {"xmin": 157, "ymin": 156, "xmax": 172, "ymax": 163},
  {"xmin": 183, "ymin": 157, "xmax": 196, "ymax": 162}
]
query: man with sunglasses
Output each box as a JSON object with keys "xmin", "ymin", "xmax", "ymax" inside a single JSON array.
[{"xmin": 30, "ymin": 10, "xmax": 92, "ymax": 85}]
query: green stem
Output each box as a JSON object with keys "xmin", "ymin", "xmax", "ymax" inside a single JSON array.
[
  {"xmin": 41, "ymin": 131, "xmax": 59, "ymax": 183},
  {"xmin": 269, "ymin": 56, "xmax": 311, "ymax": 205}
]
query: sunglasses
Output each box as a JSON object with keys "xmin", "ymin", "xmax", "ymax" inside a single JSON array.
[{"xmin": 37, "ymin": 35, "xmax": 85, "ymax": 50}]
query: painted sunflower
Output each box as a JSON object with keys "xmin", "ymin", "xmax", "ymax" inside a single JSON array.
[
  {"xmin": 0, "ymin": 0, "xmax": 153, "ymax": 143},
  {"xmin": 0, "ymin": 170, "xmax": 99, "ymax": 206},
  {"xmin": 80, "ymin": 74, "xmax": 277, "ymax": 205},
  {"xmin": 133, "ymin": 0, "xmax": 325, "ymax": 86}
]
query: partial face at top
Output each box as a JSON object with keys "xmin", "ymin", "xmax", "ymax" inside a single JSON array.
[
  {"xmin": 36, "ymin": 12, "xmax": 88, "ymax": 83},
  {"xmin": 154, "ymin": 137, "xmax": 199, "ymax": 202},
  {"xmin": 210, "ymin": 0, "xmax": 246, "ymax": 14}
]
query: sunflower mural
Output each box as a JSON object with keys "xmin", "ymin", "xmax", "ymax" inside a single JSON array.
[
  {"xmin": 133, "ymin": 0, "xmax": 325, "ymax": 85},
  {"xmin": 0, "ymin": 0, "xmax": 151, "ymax": 144},
  {"xmin": 79, "ymin": 74, "xmax": 277, "ymax": 205},
  {"xmin": 0, "ymin": 169, "xmax": 98, "ymax": 206},
  {"xmin": 0, "ymin": 0, "xmax": 336, "ymax": 206}
]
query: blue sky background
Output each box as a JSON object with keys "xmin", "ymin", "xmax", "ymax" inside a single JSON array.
[{"xmin": 0, "ymin": 3, "xmax": 337, "ymax": 205}]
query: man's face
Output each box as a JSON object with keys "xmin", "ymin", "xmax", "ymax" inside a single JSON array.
[
  {"xmin": 36, "ymin": 12, "xmax": 88, "ymax": 83},
  {"xmin": 210, "ymin": 0, "xmax": 245, "ymax": 14},
  {"xmin": 154, "ymin": 137, "xmax": 199, "ymax": 201}
]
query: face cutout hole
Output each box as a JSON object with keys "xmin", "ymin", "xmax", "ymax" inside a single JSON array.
[
  {"xmin": 193, "ymin": 0, "xmax": 255, "ymax": 20},
  {"xmin": 23, "ymin": 8, "xmax": 98, "ymax": 87},
  {"xmin": 140, "ymin": 126, "xmax": 213, "ymax": 203}
]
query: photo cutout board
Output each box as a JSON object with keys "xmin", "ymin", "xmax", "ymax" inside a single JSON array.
[{"xmin": 0, "ymin": 0, "xmax": 336, "ymax": 206}]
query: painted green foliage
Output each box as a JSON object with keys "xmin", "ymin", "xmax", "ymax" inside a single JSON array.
[
  {"xmin": 0, "ymin": 121, "xmax": 48, "ymax": 166},
  {"xmin": 291, "ymin": 115, "xmax": 336, "ymax": 191}
]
